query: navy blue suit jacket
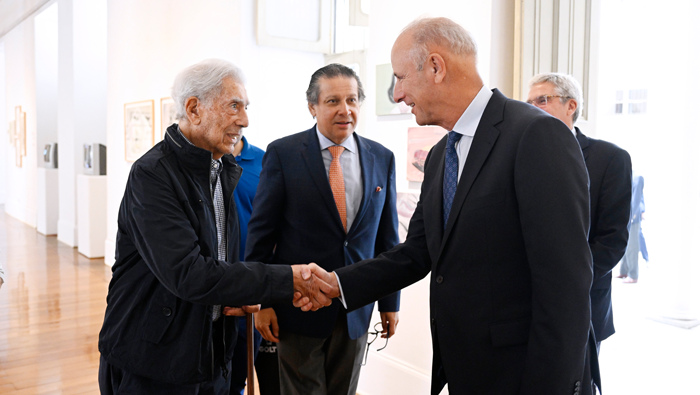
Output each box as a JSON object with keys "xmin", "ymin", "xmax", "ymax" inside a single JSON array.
[{"xmin": 245, "ymin": 126, "xmax": 400, "ymax": 340}]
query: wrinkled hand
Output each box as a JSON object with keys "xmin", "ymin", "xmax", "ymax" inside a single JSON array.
[
  {"xmin": 291, "ymin": 263, "xmax": 333, "ymax": 311},
  {"xmin": 255, "ymin": 307, "xmax": 280, "ymax": 342},
  {"xmin": 379, "ymin": 312, "xmax": 399, "ymax": 339},
  {"xmin": 222, "ymin": 304, "xmax": 261, "ymax": 316}
]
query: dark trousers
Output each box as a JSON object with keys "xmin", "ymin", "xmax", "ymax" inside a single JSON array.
[
  {"xmin": 277, "ymin": 313, "xmax": 368, "ymax": 395},
  {"xmin": 99, "ymin": 355, "xmax": 231, "ymax": 395},
  {"xmin": 255, "ymin": 340, "xmax": 281, "ymax": 395}
]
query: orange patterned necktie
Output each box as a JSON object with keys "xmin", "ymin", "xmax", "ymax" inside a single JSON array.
[{"xmin": 328, "ymin": 146, "xmax": 347, "ymax": 232}]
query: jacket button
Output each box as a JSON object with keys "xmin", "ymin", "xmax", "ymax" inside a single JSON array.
[
  {"xmin": 344, "ymin": 241, "xmax": 348, "ymax": 247},
  {"xmin": 575, "ymin": 381, "xmax": 581, "ymax": 387},
  {"xmin": 162, "ymin": 307, "xmax": 172, "ymax": 317},
  {"xmin": 431, "ymin": 318, "xmax": 435, "ymax": 325},
  {"xmin": 436, "ymin": 276, "xmax": 443, "ymax": 284}
]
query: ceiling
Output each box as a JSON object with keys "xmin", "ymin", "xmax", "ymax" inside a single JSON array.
[{"xmin": 0, "ymin": 0, "xmax": 53, "ymax": 39}]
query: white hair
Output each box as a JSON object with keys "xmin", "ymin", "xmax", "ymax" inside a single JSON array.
[
  {"xmin": 171, "ymin": 59, "xmax": 245, "ymax": 121},
  {"xmin": 402, "ymin": 17, "xmax": 478, "ymax": 70},
  {"xmin": 528, "ymin": 72, "xmax": 584, "ymax": 123}
]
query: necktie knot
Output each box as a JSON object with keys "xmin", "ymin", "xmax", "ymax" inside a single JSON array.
[
  {"xmin": 447, "ymin": 131, "xmax": 462, "ymax": 147},
  {"xmin": 328, "ymin": 145, "xmax": 345, "ymax": 159}
]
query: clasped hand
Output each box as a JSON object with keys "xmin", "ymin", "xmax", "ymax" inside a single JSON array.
[{"xmin": 291, "ymin": 263, "xmax": 340, "ymax": 311}]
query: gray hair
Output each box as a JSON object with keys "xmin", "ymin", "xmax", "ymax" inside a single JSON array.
[
  {"xmin": 171, "ymin": 59, "xmax": 246, "ymax": 121},
  {"xmin": 306, "ymin": 63, "xmax": 365, "ymax": 105},
  {"xmin": 402, "ymin": 17, "xmax": 478, "ymax": 71},
  {"xmin": 528, "ymin": 72, "xmax": 584, "ymax": 123}
]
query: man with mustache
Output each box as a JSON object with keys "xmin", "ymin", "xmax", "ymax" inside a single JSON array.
[{"xmin": 246, "ymin": 63, "xmax": 400, "ymax": 395}]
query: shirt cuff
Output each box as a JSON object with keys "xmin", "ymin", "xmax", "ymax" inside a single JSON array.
[{"xmin": 334, "ymin": 272, "xmax": 348, "ymax": 309}]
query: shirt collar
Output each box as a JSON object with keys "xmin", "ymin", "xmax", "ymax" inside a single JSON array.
[
  {"xmin": 316, "ymin": 126, "xmax": 357, "ymax": 154},
  {"xmin": 452, "ymin": 85, "xmax": 493, "ymax": 137},
  {"xmin": 236, "ymin": 136, "xmax": 255, "ymax": 160}
]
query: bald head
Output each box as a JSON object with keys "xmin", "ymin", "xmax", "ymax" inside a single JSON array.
[
  {"xmin": 390, "ymin": 17, "xmax": 483, "ymax": 131},
  {"xmin": 398, "ymin": 17, "xmax": 478, "ymax": 71}
]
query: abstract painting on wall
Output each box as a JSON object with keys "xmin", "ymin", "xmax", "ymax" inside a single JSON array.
[
  {"xmin": 397, "ymin": 192, "xmax": 419, "ymax": 242},
  {"xmin": 124, "ymin": 100, "xmax": 154, "ymax": 162},
  {"xmin": 160, "ymin": 97, "xmax": 178, "ymax": 141},
  {"xmin": 375, "ymin": 63, "xmax": 411, "ymax": 116},
  {"xmin": 406, "ymin": 126, "xmax": 447, "ymax": 182}
]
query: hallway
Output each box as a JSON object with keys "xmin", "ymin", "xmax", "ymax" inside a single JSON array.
[{"xmin": 0, "ymin": 208, "xmax": 109, "ymax": 394}]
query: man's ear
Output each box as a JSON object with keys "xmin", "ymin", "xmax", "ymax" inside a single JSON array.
[
  {"xmin": 567, "ymin": 99, "xmax": 578, "ymax": 117},
  {"xmin": 427, "ymin": 53, "xmax": 447, "ymax": 84},
  {"xmin": 308, "ymin": 102, "xmax": 317, "ymax": 119},
  {"xmin": 185, "ymin": 96, "xmax": 202, "ymax": 125}
]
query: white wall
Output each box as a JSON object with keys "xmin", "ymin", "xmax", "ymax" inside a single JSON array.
[
  {"xmin": 34, "ymin": 2, "xmax": 59, "ymax": 167},
  {"xmin": 104, "ymin": 0, "xmax": 324, "ymax": 265},
  {"xmin": 0, "ymin": 43, "xmax": 6, "ymax": 206},
  {"xmin": 57, "ymin": 0, "xmax": 108, "ymax": 247},
  {"xmin": 2, "ymin": 18, "xmax": 38, "ymax": 227}
]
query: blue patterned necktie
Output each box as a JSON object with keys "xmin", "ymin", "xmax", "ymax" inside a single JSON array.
[{"xmin": 443, "ymin": 131, "xmax": 462, "ymax": 229}]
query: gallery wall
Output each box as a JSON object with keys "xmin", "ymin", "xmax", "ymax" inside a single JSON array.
[
  {"xmin": 2, "ymin": 16, "xmax": 38, "ymax": 227},
  {"xmin": 0, "ymin": 43, "xmax": 6, "ymax": 205},
  {"xmin": 103, "ymin": 0, "xmax": 325, "ymax": 263}
]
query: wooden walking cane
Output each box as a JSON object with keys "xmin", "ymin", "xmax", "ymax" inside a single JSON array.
[{"xmin": 246, "ymin": 312, "xmax": 255, "ymax": 395}]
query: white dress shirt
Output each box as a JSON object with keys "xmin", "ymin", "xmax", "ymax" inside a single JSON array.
[
  {"xmin": 335, "ymin": 86, "xmax": 494, "ymax": 306},
  {"xmin": 451, "ymin": 85, "xmax": 493, "ymax": 180}
]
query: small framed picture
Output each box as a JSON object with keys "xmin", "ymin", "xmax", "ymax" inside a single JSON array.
[{"xmin": 124, "ymin": 100, "xmax": 155, "ymax": 162}]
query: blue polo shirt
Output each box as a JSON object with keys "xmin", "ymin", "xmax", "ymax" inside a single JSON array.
[{"xmin": 234, "ymin": 136, "xmax": 265, "ymax": 261}]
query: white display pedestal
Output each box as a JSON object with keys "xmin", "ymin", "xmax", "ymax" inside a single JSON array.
[
  {"xmin": 37, "ymin": 168, "xmax": 59, "ymax": 235},
  {"xmin": 77, "ymin": 174, "xmax": 107, "ymax": 258}
]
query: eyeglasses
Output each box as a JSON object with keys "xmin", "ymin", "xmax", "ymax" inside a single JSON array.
[
  {"xmin": 526, "ymin": 95, "xmax": 570, "ymax": 108},
  {"xmin": 361, "ymin": 322, "xmax": 390, "ymax": 366}
]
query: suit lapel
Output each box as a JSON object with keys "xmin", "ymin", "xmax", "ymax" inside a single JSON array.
[
  {"xmin": 301, "ymin": 126, "xmax": 345, "ymax": 230},
  {"xmin": 423, "ymin": 139, "xmax": 447, "ymax": 263},
  {"xmin": 575, "ymin": 127, "xmax": 590, "ymax": 161},
  {"xmin": 348, "ymin": 134, "xmax": 373, "ymax": 235},
  {"xmin": 438, "ymin": 90, "xmax": 504, "ymax": 255}
]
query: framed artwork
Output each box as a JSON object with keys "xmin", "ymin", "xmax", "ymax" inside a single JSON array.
[
  {"xmin": 160, "ymin": 97, "xmax": 178, "ymax": 140},
  {"xmin": 407, "ymin": 126, "xmax": 447, "ymax": 182},
  {"xmin": 375, "ymin": 63, "xmax": 411, "ymax": 116},
  {"xmin": 397, "ymin": 192, "xmax": 419, "ymax": 242},
  {"xmin": 124, "ymin": 100, "xmax": 155, "ymax": 162}
]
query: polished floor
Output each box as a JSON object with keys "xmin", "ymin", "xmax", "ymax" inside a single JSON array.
[
  {"xmin": 0, "ymin": 210, "xmax": 110, "ymax": 394},
  {"xmin": 1, "ymin": 207, "xmax": 698, "ymax": 394}
]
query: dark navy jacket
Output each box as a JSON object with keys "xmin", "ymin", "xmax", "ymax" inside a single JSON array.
[
  {"xmin": 246, "ymin": 126, "xmax": 400, "ymax": 340},
  {"xmin": 98, "ymin": 124, "xmax": 292, "ymax": 384}
]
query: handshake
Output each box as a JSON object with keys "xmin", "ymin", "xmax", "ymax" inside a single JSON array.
[
  {"xmin": 291, "ymin": 263, "xmax": 341, "ymax": 311},
  {"xmin": 221, "ymin": 263, "xmax": 340, "ymax": 317}
]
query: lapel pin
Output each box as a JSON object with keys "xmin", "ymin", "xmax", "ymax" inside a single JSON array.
[{"xmin": 376, "ymin": 186, "xmax": 382, "ymax": 192}]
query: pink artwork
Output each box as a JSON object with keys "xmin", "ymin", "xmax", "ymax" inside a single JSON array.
[
  {"xmin": 397, "ymin": 192, "xmax": 420, "ymax": 242},
  {"xmin": 407, "ymin": 126, "xmax": 447, "ymax": 182}
]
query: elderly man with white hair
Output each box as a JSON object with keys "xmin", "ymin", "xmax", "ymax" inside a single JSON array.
[
  {"xmin": 98, "ymin": 59, "xmax": 329, "ymax": 395},
  {"xmin": 528, "ymin": 72, "xmax": 632, "ymax": 394},
  {"xmin": 310, "ymin": 17, "xmax": 599, "ymax": 395}
]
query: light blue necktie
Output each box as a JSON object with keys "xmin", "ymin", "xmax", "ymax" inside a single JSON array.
[{"xmin": 443, "ymin": 131, "xmax": 462, "ymax": 229}]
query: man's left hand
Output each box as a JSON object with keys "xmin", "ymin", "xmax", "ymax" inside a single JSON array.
[
  {"xmin": 379, "ymin": 312, "xmax": 399, "ymax": 338},
  {"xmin": 222, "ymin": 304, "xmax": 261, "ymax": 316}
]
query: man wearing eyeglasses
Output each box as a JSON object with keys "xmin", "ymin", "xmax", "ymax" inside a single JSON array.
[{"xmin": 527, "ymin": 73, "xmax": 632, "ymax": 394}]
